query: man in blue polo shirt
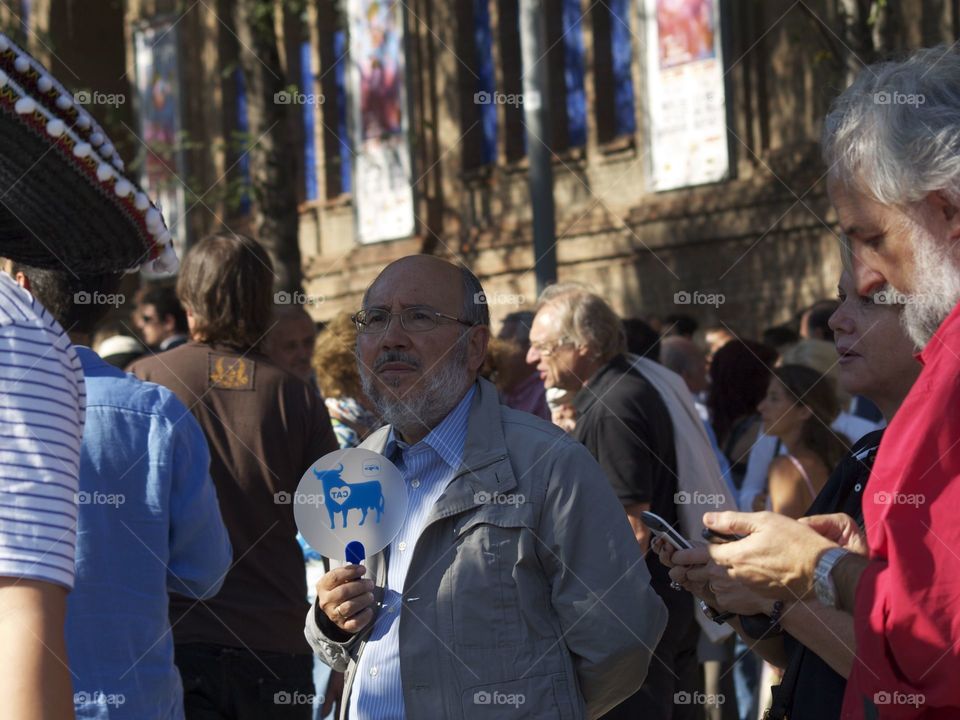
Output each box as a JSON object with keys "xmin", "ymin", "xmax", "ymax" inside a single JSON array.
[{"xmin": 12, "ymin": 263, "xmax": 232, "ymax": 719}]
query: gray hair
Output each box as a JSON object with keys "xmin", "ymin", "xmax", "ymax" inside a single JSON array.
[
  {"xmin": 536, "ymin": 282, "xmax": 626, "ymax": 362},
  {"xmin": 822, "ymin": 45, "xmax": 960, "ymax": 206}
]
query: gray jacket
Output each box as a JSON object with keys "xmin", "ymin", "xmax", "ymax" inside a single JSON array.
[{"xmin": 305, "ymin": 378, "xmax": 667, "ymax": 719}]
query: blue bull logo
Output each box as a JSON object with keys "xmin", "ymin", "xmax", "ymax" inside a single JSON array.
[{"xmin": 314, "ymin": 463, "xmax": 386, "ymax": 529}]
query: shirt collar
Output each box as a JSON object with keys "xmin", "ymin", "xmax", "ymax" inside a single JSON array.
[
  {"xmin": 917, "ymin": 298, "xmax": 960, "ymax": 367},
  {"xmin": 384, "ymin": 383, "xmax": 477, "ymax": 470},
  {"xmin": 572, "ymin": 354, "xmax": 628, "ymax": 414}
]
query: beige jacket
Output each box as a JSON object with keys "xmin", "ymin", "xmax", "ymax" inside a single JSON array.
[{"xmin": 305, "ymin": 378, "xmax": 667, "ymax": 719}]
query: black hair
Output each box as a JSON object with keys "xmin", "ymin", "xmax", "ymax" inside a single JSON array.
[{"xmin": 10, "ymin": 263, "xmax": 124, "ymax": 335}]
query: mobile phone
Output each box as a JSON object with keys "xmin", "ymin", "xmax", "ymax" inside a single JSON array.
[
  {"xmin": 701, "ymin": 527, "xmax": 745, "ymax": 543},
  {"xmin": 641, "ymin": 511, "xmax": 693, "ymax": 551}
]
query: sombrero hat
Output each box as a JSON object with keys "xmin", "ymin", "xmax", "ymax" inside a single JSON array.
[{"xmin": 0, "ymin": 32, "xmax": 177, "ymax": 274}]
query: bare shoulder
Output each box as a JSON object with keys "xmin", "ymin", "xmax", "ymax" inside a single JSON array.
[{"xmin": 767, "ymin": 455, "xmax": 802, "ymax": 487}]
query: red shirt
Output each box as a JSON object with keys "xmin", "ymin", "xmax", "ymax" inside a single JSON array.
[{"xmin": 844, "ymin": 300, "xmax": 960, "ymax": 718}]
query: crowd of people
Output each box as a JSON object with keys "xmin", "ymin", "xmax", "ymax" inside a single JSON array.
[{"xmin": 2, "ymin": 29, "xmax": 960, "ymax": 720}]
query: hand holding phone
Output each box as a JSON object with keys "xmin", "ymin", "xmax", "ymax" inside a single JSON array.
[
  {"xmin": 640, "ymin": 511, "xmax": 693, "ymax": 551},
  {"xmin": 701, "ymin": 527, "xmax": 745, "ymax": 543}
]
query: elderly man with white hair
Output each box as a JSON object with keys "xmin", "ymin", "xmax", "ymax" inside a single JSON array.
[{"xmin": 669, "ymin": 45, "xmax": 960, "ymax": 718}]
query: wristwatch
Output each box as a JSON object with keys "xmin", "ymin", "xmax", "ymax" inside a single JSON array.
[
  {"xmin": 698, "ymin": 600, "xmax": 731, "ymax": 624},
  {"xmin": 814, "ymin": 547, "xmax": 850, "ymax": 608}
]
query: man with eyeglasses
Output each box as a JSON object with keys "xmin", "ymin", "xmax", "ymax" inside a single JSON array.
[
  {"xmin": 304, "ymin": 254, "xmax": 667, "ymax": 720},
  {"xmin": 528, "ymin": 284, "xmax": 699, "ymax": 720}
]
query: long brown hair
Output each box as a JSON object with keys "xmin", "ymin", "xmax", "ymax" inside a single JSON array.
[
  {"xmin": 773, "ymin": 364, "xmax": 849, "ymax": 471},
  {"xmin": 176, "ymin": 232, "xmax": 274, "ymax": 350}
]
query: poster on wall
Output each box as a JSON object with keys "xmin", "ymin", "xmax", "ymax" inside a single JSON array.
[
  {"xmin": 347, "ymin": 0, "xmax": 416, "ymax": 243},
  {"xmin": 132, "ymin": 18, "xmax": 188, "ymax": 266},
  {"xmin": 644, "ymin": 0, "xmax": 730, "ymax": 191}
]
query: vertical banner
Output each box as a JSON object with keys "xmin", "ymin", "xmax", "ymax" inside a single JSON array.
[
  {"xmin": 132, "ymin": 19, "xmax": 187, "ymax": 263},
  {"xmin": 347, "ymin": 0, "xmax": 415, "ymax": 243},
  {"xmin": 644, "ymin": 0, "xmax": 729, "ymax": 191}
]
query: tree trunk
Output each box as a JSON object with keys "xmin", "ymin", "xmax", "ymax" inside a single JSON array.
[{"xmin": 233, "ymin": 0, "xmax": 302, "ymax": 293}]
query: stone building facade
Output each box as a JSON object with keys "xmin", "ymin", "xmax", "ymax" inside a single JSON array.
[{"xmin": 8, "ymin": 0, "xmax": 960, "ymax": 336}]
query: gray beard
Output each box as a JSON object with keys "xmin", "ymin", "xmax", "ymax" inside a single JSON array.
[
  {"xmin": 898, "ymin": 231, "xmax": 960, "ymax": 349},
  {"xmin": 359, "ymin": 335, "xmax": 471, "ymax": 439}
]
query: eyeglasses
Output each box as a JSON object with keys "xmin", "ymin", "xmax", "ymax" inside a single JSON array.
[
  {"xmin": 352, "ymin": 306, "xmax": 478, "ymax": 334},
  {"xmin": 529, "ymin": 337, "xmax": 573, "ymax": 357}
]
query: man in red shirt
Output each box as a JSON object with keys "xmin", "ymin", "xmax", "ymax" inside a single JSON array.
[{"xmin": 671, "ymin": 45, "xmax": 960, "ymax": 718}]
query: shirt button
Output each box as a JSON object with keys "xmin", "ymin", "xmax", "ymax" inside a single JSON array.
[
  {"xmin": 398, "ymin": 541, "xmax": 407, "ymax": 551},
  {"xmin": 369, "ymin": 666, "xmax": 379, "ymax": 677},
  {"xmin": 411, "ymin": 478, "xmax": 421, "ymax": 488}
]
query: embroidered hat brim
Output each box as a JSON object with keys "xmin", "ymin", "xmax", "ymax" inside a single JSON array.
[{"xmin": 0, "ymin": 33, "xmax": 177, "ymax": 275}]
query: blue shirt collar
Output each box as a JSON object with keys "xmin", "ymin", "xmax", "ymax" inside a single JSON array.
[{"xmin": 384, "ymin": 383, "xmax": 476, "ymax": 470}]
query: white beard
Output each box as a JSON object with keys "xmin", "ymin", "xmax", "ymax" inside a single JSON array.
[
  {"xmin": 359, "ymin": 334, "xmax": 471, "ymax": 439},
  {"xmin": 898, "ymin": 229, "xmax": 960, "ymax": 349}
]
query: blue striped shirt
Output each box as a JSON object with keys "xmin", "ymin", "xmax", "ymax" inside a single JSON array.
[
  {"xmin": 0, "ymin": 272, "xmax": 85, "ymax": 589},
  {"xmin": 349, "ymin": 385, "xmax": 475, "ymax": 720}
]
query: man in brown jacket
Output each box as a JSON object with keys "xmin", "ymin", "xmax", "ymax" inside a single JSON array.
[{"xmin": 131, "ymin": 233, "xmax": 338, "ymax": 719}]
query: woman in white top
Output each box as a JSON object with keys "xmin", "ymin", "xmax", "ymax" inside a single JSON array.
[{"xmin": 755, "ymin": 364, "xmax": 851, "ymax": 519}]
